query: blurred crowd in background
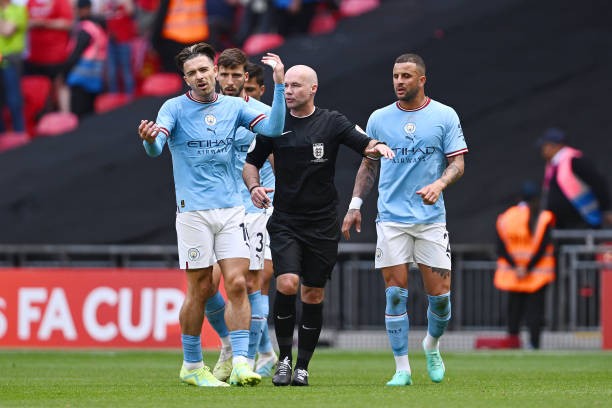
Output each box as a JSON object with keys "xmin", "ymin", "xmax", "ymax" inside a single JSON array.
[{"xmin": 0, "ymin": 0, "xmax": 374, "ymax": 145}]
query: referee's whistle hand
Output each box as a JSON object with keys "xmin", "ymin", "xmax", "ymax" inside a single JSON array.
[
  {"xmin": 250, "ymin": 186, "xmax": 274, "ymax": 208},
  {"xmin": 342, "ymin": 210, "xmax": 361, "ymax": 240}
]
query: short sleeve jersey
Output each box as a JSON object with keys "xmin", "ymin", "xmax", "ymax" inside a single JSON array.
[
  {"xmin": 155, "ymin": 92, "xmax": 268, "ymax": 212},
  {"xmin": 233, "ymin": 95, "xmax": 275, "ymax": 213},
  {"xmin": 367, "ymin": 98, "xmax": 468, "ymax": 224},
  {"xmin": 246, "ymin": 107, "xmax": 371, "ymax": 217}
]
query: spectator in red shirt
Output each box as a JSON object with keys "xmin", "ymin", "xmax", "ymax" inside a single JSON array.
[
  {"xmin": 26, "ymin": 0, "xmax": 73, "ymax": 73},
  {"xmin": 26, "ymin": 0, "xmax": 74, "ymax": 112},
  {"xmin": 93, "ymin": 0, "xmax": 137, "ymax": 96}
]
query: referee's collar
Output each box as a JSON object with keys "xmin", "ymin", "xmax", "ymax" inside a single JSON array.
[{"xmin": 290, "ymin": 106, "xmax": 316, "ymax": 118}]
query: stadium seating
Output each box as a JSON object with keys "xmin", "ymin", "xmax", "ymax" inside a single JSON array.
[
  {"xmin": 339, "ymin": 0, "xmax": 380, "ymax": 17},
  {"xmin": 243, "ymin": 33, "xmax": 285, "ymax": 56},
  {"xmin": 0, "ymin": 131, "xmax": 30, "ymax": 152},
  {"xmin": 95, "ymin": 93, "xmax": 132, "ymax": 114},
  {"xmin": 140, "ymin": 72, "xmax": 183, "ymax": 96},
  {"xmin": 309, "ymin": 10, "xmax": 339, "ymax": 35},
  {"xmin": 35, "ymin": 112, "xmax": 79, "ymax": 136},
  {"xmin": 21, "ymin": 75, "xmax": 52, "ymax": 136}
]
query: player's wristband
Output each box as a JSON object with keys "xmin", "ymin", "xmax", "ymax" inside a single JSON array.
[
  {"xmin": 348, "ymin": 197, "xmax": 363, "ymax": 210},
  {"xmin": 249, "ymin": 185, "xmax": 260, "ymax": 194},
  {"xmin": 374, "ymin": 141, "xmax": 387, "ymax": 146}
]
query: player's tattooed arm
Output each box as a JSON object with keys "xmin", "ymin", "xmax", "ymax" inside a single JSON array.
[
  {"xmin": 417, "ymin": 154, "xmax": 465, "ymax": 205},
  {"xmin": 342, "ymin": 158, "xmax": 380, "ymax": 239},
  {"xmin": 439, "ymin": 154, "xmax": 465, "ymax": 188},
  {"xmin": 352, "ymin": 157, "xmax": 380, "ymax": 199}
]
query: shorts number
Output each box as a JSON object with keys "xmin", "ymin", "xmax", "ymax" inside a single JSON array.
[
  {"xmin": 255, "ymin": 232, "xmax": 264, "ymax": 253},
  {"xmin": 240, "ymin": 223, "xmax": 250, "ymax": 247}
]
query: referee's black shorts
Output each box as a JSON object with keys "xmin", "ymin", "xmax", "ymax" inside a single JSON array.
[{"xmin": 267, "ymin": 210, "xmax": 340, "ymax": 288}]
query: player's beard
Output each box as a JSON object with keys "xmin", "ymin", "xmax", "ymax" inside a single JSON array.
[
  {"xmin": 397, "ymin": 86, "xmax": 419, "ymax": 103},
  {"xmin": 223, "ymin": 85, "xmax": 243, "ymax": 97}
]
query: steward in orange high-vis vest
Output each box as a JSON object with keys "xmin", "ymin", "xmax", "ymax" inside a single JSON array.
[
  {"xmin": 161, "ymin": 0, "xmax": 208, "ymax": 44},
  {"xmin": 495, "ymin": 203, "xmax": 556, "ymax": 293}
]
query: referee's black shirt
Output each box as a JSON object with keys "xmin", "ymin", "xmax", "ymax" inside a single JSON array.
[{"xmin": 246, "ymin": 107, "xmax": 371, "ymax": 218}]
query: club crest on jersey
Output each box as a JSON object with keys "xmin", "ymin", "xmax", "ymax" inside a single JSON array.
[
  {"xmin": 312, "ymin": 143, "xmax": 327, "ymax": 163},
  {"xmin": 187, "ymin": 248, "xmax": 200, "ymax": 261},
  {"xmin": 204, "ymin": 114, "xmax": 216, "ymax": 126},
  {"xmin": 404, "ymin": 122, "xmax": 416, "ymax": 142},
  {"xmin": 404, "ymin": 122, "xmax": 416, "ymax": 134}
]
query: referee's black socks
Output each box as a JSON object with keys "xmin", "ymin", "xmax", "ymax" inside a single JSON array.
[
  {"xmin": 274, "ymin": 291, "xmax": 297, "ymax": 364},
  {"xmin": 296, "ymin": 302, "xmax": 324, "ymax": 371}
]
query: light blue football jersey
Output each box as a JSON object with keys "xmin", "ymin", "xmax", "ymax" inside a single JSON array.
[
  {"xmin": 366, "ymin": 98, "xmax": 468, "ymax": 224},
  {"xmin": 233, "ymin": 96, "xmax": 275, "ymax": 214},
  {"xmin": 142, "ymin": 85, "xmax": 285, "ymax": 212}
]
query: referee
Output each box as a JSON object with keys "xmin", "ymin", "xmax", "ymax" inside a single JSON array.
[{"xmin": 244, "ymin": 65, "xmax": 394, "ymax": 386}]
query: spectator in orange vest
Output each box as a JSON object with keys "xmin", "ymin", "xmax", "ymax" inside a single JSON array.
[
  {"xmin": 495, "ymin": 181, "xmax": 556, "ymax": 349},
  {"xmin": 150, "ymin": 0, "xmax": 209, "ymax": 72}
]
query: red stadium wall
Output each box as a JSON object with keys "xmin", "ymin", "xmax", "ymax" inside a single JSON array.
[
  {"xmin": 603, "ymin": 270, "xmax": 612, "ymax": 350},
  {"xmin": 0, "ymin": 268, "xmax": 222, "ymax": 349},
  {"xmin": 600, "ymin": 246, "xmax": 612, "ymax": 350}
]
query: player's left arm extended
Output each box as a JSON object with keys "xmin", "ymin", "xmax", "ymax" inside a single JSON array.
[
  {"xmin": 417, "ymin": 154, "xmax": 465, "ymax": 205},
  {"xmin": 250, "ymin": 84, "xmax": 286, "ymax": 137},
  {"xmin": 251, "ymin": 53, "xmax": 286, "ymax": 137}
]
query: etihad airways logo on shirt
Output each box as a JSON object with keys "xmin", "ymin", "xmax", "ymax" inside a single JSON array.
[
  {"xmin": 186, "ymin": 138, "xmax": 234, "ymax": 148},
  {"xmin": 390, "ymin": 145, "xmax": 436, "ymax": 164},
  {"xmin": 186, "ymin": 138, "xmax": 234, "ymax": 154}
]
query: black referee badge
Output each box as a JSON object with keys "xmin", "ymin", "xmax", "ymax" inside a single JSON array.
[{"xmin": 312, "ymin": 143, "xmax": 327, "ymax": 163}]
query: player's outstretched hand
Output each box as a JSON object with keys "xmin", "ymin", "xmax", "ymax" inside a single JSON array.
[
  {"xmin": 342, "ymin": 209, "xmax": 362, "ymax": 240},
  {"xmin": 416, "ymin": 180, "xmax": 445, "ymax": 205},
  {"xmin": 365, "ymin": 143, "xmax": 395, "ymax": 160},
  {"xmin": 250, "ymin": 186, "xmax": 274, "ymax": 209},
  {"xmin": 261, "ymin": 53, "xmax": 284, "ymax": 85},
  {"xmin": 139, "ymin": 120, "xmax": 160, "ymax": 143}
]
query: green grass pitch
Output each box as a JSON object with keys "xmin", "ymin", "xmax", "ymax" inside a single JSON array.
[{"xmin": 1, "ymin": 349, "xmax": 611, "ymax": 407}]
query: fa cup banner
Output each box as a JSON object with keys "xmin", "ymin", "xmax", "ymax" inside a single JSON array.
[{"xmin": 0, "ymin": 268, "xmax": 221, "ymax": 348}]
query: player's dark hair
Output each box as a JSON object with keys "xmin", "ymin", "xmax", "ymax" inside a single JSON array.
[
  {"xmin": 217, "ymin": 48, "xmax": 248, "ymax": 70},
  {"xmin": 246, "ymin": 62, "xmax": 265, "ymax": 86},
  {"xmin": 175, "ymin": 42, "xmax": 216, "ymax": 73},
  {"xmin": 395, "ymin": 53, "xmax": 426, "ymax": 75}
]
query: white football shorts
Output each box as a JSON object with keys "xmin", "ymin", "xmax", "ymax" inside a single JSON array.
[
  {"xmin": 245, "ymin": 211, "xmax": 268, "ymax": 270},
  {"xmin": 375, "ymin": 222, "xmax": 451, "ymax": 270},
  {"xmin": 176, "ymin": 206, "xmax": 249, "ymax": 270}
]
